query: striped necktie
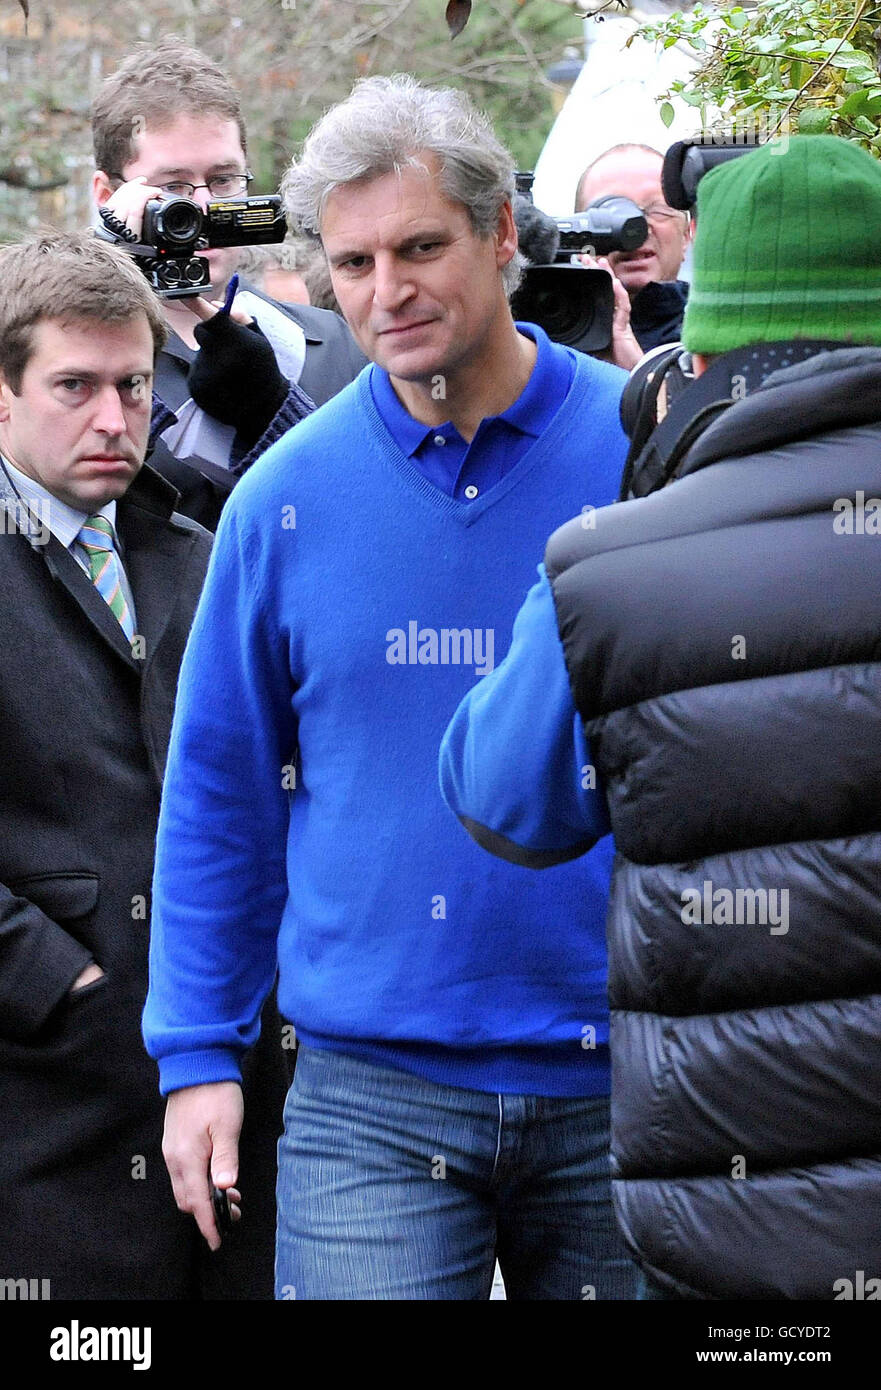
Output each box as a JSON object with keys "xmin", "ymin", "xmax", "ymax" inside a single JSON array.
[{"xmin": 77, "ymin": 514, "xmax": 135, "ymax": 643}]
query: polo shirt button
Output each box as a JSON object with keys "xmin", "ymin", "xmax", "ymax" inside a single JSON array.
[
  {"xmin": 464, "ymin": 484, "xmax": 479, "ymax": 500},
  {"xmin": 433, "ymin": 434, "xmax": 446, "ymax": 446}
]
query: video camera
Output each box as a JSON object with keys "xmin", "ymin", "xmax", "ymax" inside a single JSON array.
[
  {"xmin": 509, "ymin": 173, "xmax": 648, "ymax": 354},
  {"xmin": 619, "ymin": 135, "xmax": 765, "ymax": 499},
  {"xmin": 97, "ymin": 194, "xmax": 286, "ymax": 298}
]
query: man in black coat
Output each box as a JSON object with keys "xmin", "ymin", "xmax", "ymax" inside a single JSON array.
[
  {"xmin": 441, "ymin": 135, "xmax": 881, "ymax": 1299},
  {"xmin": 92, "ymin": 37, "xmax": 367, "ymax": 530},
  {"xmin": 0, "ymin": 231, "xmax": 285, "ymax": 1299}
]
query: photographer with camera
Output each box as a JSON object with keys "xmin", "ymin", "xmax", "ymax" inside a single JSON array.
[
  {"xmin": 442, "ymin": 134, "xmax": 881, "ymax": 1299},
  {"xmin": 92, "ymin": 38, "xmax": 366, "ymax": 530},
  {"xmin": 575, "ymin": 143, "xmax": 693, "ymax": 369}
]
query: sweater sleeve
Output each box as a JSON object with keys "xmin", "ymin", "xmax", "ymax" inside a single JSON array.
[
  {"xmin": 143, "ymin": 499, "xmax": 295, "ymax": 1094},
  {"xmin": 439, "ymin": 564, "xmax": 610, "ymax": 868}
]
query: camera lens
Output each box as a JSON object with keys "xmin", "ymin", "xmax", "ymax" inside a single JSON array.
[
  {"xmin": 159, "ymin": 261, "xmax": 182, "ymax": 286},
  {"xmin": 158, "ymin": 198, "xmax": 202, "ymax": 245},
  {"xmin": 185, "ymin": 259, "xmax": 206, "ymax": 285}
]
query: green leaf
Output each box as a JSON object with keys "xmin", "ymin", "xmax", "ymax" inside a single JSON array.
[
  {"xmin": 659, "ymin": 101, "xmax": 675, "ymax": 127},
  {"xmin": 681, "ymin": 90, "xmax": 706, "ymax": 106},
  {"xmin": 797, "ymin": 106, "xmax": 832, "ymax": 132},
  {"xmin": 839, "ymin": 87, "xmax": 872, "ymax": 115},
  {"xmin": 847, "ymin": 67, "xmax": 879, "ymax": 85},
  {"xmin": 852, "ymin": 114, "xmax": 878, "ymax": 134},
  {"xmin": 788, "ymin": 40, "xmax": 826, "ymax": 54},
  {"xmin": 729, "ymin": 9, "xmax": 748, "ymax": 30}
]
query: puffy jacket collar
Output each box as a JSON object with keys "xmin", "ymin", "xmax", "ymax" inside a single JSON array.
[
  {"xmin": 628, "ymin": 340, "xmax": 870, "ymax": 497},
  {"xmin": 680, "ymin": 346, "xmax": 881, "ymax": 475}
]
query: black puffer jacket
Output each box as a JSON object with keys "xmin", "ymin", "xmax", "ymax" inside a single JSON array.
[{"xmin": 545, "ymin": 347, "xmax": 881, "ymax": 1299}]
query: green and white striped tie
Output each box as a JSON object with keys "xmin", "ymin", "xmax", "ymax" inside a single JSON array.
[{"xmin": 77, "ymin": 514, "xmax": 135, "ymax": 643}]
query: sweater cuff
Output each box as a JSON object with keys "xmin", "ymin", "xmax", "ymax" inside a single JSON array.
[
  {"xmin": 231, "ymin": 381, "xmax": 316, "ymax": 478},
  {"xmin": 149, "ymin": 392, "xmax": 178, "ymax": 450},
  {"xmin": 157, "ymin": 1047, "xmax": 244, "ymax": 1097}
]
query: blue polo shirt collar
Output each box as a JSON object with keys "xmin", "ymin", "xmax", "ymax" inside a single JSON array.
[{"xmin": 369, "ymin": 322, "xmax": 567, "ymax": 458}]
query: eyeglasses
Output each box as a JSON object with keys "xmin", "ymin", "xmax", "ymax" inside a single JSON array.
[
  {"xmin": 639, "ymin": 202, "xmax": 689, "ymax": 224},
  {"xmin": 111, "ymin": 172, "xmax": 253, "ymax": 199}
]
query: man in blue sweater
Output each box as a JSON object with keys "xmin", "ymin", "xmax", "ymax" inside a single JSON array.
[{"xmin": 145, "ymin": 74, "xmax": 636, "ymax": 1300}]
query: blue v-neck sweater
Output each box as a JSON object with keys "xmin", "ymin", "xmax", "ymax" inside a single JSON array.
[{"xmin": 145, "ymin": 347, "xmax": 630, "ymax": 1097}]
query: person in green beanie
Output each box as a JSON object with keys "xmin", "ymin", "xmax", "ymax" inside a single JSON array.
[{"xmin": 440, "ymin": 132, "xmax": 881, "ymax": 1300}]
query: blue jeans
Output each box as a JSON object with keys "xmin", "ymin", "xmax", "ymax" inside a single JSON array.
[{"xmin": 275, "ymin": 1044, "xmax": 637, "ymax": 1300}]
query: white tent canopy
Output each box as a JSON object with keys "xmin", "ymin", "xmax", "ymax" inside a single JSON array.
[{"xmin": 532, "ymin": 10, "xmax": 708, "ymax": 216}]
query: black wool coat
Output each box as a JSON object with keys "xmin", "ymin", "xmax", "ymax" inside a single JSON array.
[{"xmin": 0, "ymin": 463, "xmax": 288, "ymax": 1299}]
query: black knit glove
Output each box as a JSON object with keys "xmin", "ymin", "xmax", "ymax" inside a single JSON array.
[{"xmin": 188, "ymin": 313, "xmax": 290, "ymax": 447}]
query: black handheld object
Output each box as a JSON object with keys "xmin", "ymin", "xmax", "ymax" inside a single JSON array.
[
  {"xmin": 662, "ymin": 137, "xmax": 762, "ymax": 211},
  {"xmin": 556, "ymin": 197, "xmax": 648, "ymax": 258},
  {"xmin": 189, "ymin": 305, "xmax": 289, "ymax": 446},
  {"xmin": 97, "ymin": 194, "xmax": 286, "ymax": 299},
  {"xmin": 510, "ymin": 177, "xmax": 646, "ymax": 355},
  {"xmin": 211, "ymin": 1185, "xmax": 234, "ymax": 1235}
]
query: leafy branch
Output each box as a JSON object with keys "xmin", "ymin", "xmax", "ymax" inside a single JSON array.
[{"xmin": 636, "ymin": 0, "xmax": 881, "ymax": 151}]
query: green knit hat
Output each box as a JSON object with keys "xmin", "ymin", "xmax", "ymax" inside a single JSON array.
[{"xmin": 682, "ymin": 134, "xmax": 881, "ymax": 353}]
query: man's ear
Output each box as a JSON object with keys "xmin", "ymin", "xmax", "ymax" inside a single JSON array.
[
  {"xmin": 92, "ymin": 170, "xmax": 114, "ymax": 207},
  {"xmin": 494, "ymin": 198, "xmax": 518, "ymax": 269},
  {"xmin": 0, "ymin": 374, "xmax": 13, "ymax": 423}
]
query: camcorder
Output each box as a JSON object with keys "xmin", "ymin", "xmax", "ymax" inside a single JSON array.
[
  {"xmin": 97, "ymin": 194, "xmax": 286, "ymax": 298},
  {"xmin": 619, "ymin": 135, "xmax": 765, "ymax": 499},
  {"xmin": 511, "ymin": 136, "xmax": 764, "ymax": 359},
  {"xmin": 510, "ymin": 172, "xmax": 648, "ymax": 354}
]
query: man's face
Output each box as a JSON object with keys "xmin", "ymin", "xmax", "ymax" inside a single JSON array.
[
  {"xmin": 576, "ymin": 149, "xmax": 691, "ymax": 294},
  {"xmin": 320, "ymin": 157, "xmax": 516, "ymax": 386},
  {"xmin": 0, "ymin": 316, "xmax": 154, "ymax": 511},
  {"xmin": 119, "ymin": 113, "xmax": 247, "ymax": 297}
]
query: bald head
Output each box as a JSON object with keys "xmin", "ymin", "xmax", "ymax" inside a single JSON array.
[{"xmin": 575, "ymin": 144, "xmax": 691, "ymax": 294}]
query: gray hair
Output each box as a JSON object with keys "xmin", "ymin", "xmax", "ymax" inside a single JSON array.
[{"xmin": 281, "ymin": 74, "xmax": 525, "ymax": 296}]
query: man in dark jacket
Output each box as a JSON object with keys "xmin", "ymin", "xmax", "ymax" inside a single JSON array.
[
  {"xmin": 441, "ymin": 134, "xmax": 881, "ymax": 1299},
  {"xmin": 0, "ymin": 231, "xmax": 284, "ymax": 1298},
  {"xmin": 92, "ymin": 38, "xmax": 366, "ymax": 530}
]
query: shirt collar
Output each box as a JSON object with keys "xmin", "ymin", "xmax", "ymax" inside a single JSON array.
[
  {"xmin": 368, "ymin": 321, "xmax": 568, "ymax": 458},
  {"xmin": 0, "ymin": 455, "xmax": 118, "ymax": 550}
]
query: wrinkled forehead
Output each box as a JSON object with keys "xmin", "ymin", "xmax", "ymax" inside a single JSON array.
[{"xmin": 321, "ymin": 159, "xmax": 467, "ymax": 245}]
